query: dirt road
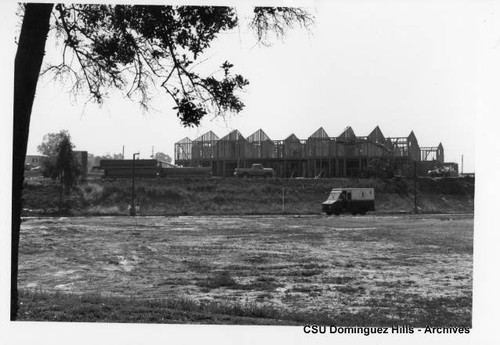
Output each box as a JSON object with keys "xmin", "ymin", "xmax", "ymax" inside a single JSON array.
[{"xmin": 19, "ymin": 214, "xmax": 473, "ymax": 325}]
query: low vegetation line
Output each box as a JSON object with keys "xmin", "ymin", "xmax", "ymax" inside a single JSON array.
[
  {"xmin": 18, "ymin": 289, "xmax": 471, "ymax": 327},
  {"xmin": 22, "ymin": 176, "xmax": 475, "ymax": 216},
  {"xmin": 18, "ymin": 289, "xmax": 301, "ymax": 325}
]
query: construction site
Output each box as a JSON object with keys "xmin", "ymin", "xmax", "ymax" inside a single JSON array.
[{"xmin": 174, "ymin": 126, "xmax": 458, "ymax": 178}]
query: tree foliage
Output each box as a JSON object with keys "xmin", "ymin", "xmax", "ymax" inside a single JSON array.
[
  {"xmin": 251, "ymin": 7, "xmax": 314, "ymax": 46},
  {"xmin": 155, "ymin": 152, "xmax": 172, "ymax": 163},
  {"xmin": 41, "ymin": 4, "xmax": 313, "ymax": 127},
  {"xmin": 37, "ymin": 131, "xmax": 80, "ymax": 190},
  {"xmin": 56, "ymin": 135, "xmax": 80, "ymax": 194},
  {"xmin": 37, "ymin": 129, "xmax": 71, "ymax": 157}
]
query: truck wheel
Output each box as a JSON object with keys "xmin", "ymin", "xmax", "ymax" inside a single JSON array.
[
  {"xmin": 351, "ymin": 210, "xmax": 358, "ymax": 216},
  {"xmin": 241, "ymin": 173, "xmax": 248, "ymax": 179},
  {"xmin": 359, "ymin": 208, "xmax": 367, "ymax": 215},
  {"xmin": 325, "ymin": 210, "xmax": 333, "ymax": 216},
  {"xmin": 333, "ymin": 209, "xmax": 341, "ymax": 216}
]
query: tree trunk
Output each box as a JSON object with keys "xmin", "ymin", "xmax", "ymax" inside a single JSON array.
[{"xmin": 12, "ymin": 3, "xmax": 53, "ymax": 320}]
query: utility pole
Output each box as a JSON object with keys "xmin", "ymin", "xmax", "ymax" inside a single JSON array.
[
  {"xmin": 130, "ymin": 152, "xmax": 139, "ymax": 216},
  {"xmin": 461, "ymin": 154, "xmax": 464, "ymax": 175},
  {"xmin": 122, "ymin": 145, "xmax": 125, "ymax": 160},
  {"xmin": 413, "ymin": 160, "xmax": 419, "ymax": 213},
  {"xmin": 282, "ymin": 185, "xmax": 285, "ymax": 214}
]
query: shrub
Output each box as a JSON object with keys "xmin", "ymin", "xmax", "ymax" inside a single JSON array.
[{"xmin": 81, "ymin": 183, "xmax": 104, "ymax": 202}]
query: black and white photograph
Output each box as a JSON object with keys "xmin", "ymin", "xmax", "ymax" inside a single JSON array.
[{"xmin": 1, "ymin": 0, "xmax": 499, "ymax": 344}]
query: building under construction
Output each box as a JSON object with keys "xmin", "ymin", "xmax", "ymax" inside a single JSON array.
[{"xmin": 174, "ymin": 126, "xmax": 457, "ymax": 178}]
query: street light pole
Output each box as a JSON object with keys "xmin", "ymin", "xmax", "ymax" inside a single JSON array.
[
  {"xmin": 130, "ymin": 152, "xmax": 139, "ymax": 216},
  {"xmin": 413, "ymin": 160, "xmax": 419, "ymax": 214}
]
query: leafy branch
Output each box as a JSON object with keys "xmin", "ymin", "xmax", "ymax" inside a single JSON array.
[{"xmin": 42, "ymin": 4, "xmax": 310, "ymax": 127}]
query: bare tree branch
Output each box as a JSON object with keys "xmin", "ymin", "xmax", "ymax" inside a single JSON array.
[
  {"xmin": 42, "ymin": 5, "xmax": 311, "ymax": 126},
  {"xmin": 251, "ymin": 7, "xmax": 314, "ymax": 46}
]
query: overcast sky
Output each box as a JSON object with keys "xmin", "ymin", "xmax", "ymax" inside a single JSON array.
[{"xmin": 19, "ymin": 1, "xmax": 481, "ymax": 172}]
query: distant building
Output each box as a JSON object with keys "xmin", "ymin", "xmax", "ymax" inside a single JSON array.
[
  {"xmin": 73, "ymin": 151, "xmax": 88, "ymax": 179},
  {"xmin": 24, "ymin": 155, "xmax": 47, "ymax": 168},
  {"xmin": 175, "ymin": 126, "xmax": 456, "ymax": 178},
  {"xmin": 24, "ymin": 151, "xmax": 89, "ymax": 179},
  {"xmin": 24, "ymin": 155, "xmax": 47, "ymax": 178}
]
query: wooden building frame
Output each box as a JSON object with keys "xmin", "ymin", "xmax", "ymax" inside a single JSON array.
[
  {"xmin": 420, "ymin": 143, "xmax": 444, "ymax": 163},
  {"xmin": 174, "ymin": 126, "xmax": 444, "ymax": 178}
]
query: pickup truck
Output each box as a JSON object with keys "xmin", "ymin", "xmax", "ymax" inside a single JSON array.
[
  {"xmin": 234, "ymin": 164, "xmax": 274, "ymax": 178},
  {"xmin": 428, "ymin": 167, "xmax": 451, "ymax": 178}
]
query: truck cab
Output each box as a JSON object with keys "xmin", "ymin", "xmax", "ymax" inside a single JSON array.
[{"xmin": 322, "ymin": 188, "xmax": 375, "ymax": 216}]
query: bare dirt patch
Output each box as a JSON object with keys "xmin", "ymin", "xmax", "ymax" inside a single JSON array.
[{"xmin": 18, "ymin": 214, "xmax": 473, "ymax": 325}]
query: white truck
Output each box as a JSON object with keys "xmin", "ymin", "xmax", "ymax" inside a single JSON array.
[{"xmin": 322, "ymin": 188, "xmax": 375, "ymax": 216}]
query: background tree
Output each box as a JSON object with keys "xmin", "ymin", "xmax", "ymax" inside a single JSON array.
[
  {"xmin": 37, "ymin": 130, "xmax": 71, "ymax": 157},
  {"xmin": 99, "ymin": 153, "xmax": 114, "ymax": 160},
  {"xmin": 12, "ymin": 3, "xmax": 312, "ymax": 320},
  {"xmin": 55, "ymin": 134, "xmax": 80, "ymax": 198},
  {"xmin": 36, "ymin": 131, "xmax": 80, "ymax": 207},
  {"xmin": 155, "ymin": 152, "xmax": 172, "ymax": 164},
  {"xmin": 37, "ymin": 130, "xmax": 70, "ymax": 178}
]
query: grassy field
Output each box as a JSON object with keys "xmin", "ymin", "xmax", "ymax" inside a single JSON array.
[
  {"xmin": 18, "ymin": 214, "xmax": 473, "ymax": 326},
  {"xmin": 21, "ymin": 176, "xmax": 475, "ymax": 216}
]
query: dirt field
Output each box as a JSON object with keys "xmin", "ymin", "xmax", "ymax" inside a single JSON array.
[{"xmin": 18, "ymin": 214, "xmax": 473, "ymax": 325}]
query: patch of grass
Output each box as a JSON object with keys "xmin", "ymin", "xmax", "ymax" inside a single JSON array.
[
  {"xmin": 336, "ymin": 285, "xmax": 366, "ymax": 294},
  {"xmin": 242, "ymin": 276, "xmax": 282, "ymax": 291},
  {"xmin": 196, "ymin": 271, "xmax": 240, "ymax": 290},
  {"xmin": 80, "ymin": 183, "xmax": 104, "ymax": 204},
  {"xmin": 301, "ymin": 262, "xmax": 327, "ymax": 270},
  {"xmin": 183, "ymin": 260, "xmax": 212, "ymax": 273},
  {"xmin": 196, "ymin": 272, "xmax": 282, "ymax": 291},
  {"xmin": 87, "ymin": 205, "xmax": 122, "ymax": 215},
  {"xmin": 256, "ymin": 292, "xmax": 273, "ymax": 301},
  {"xmin": 324, "ymin": 276, "xmax": 355, "ymax": 284},
  {"xmin": 243, "ymin": 255, "xmax": 268, "ymax": 264},
  {"xmin": 17, "ymin": 289, "xmax": 293, "ymax": 324},
  {"xmin": 17, "ymin": 287, "xmax": 472, "ymax": 326},
  {"xmin": 19, "ymin": 244, "xmax": 48, "ymax": 255},
  {"xmin": 288, "ymin": 268, "xmax": 324, "ymax": 277},
  {"xmin": 358, "ymin": 293, "xmax": 472, "ymax": 327},
  {"xmin": 290, "ymin": 284, "xmax": 323, "ymax": 293},
  {"xmin": 212, "ymin": 195, "xmax": 226, "ymax": 204}
]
